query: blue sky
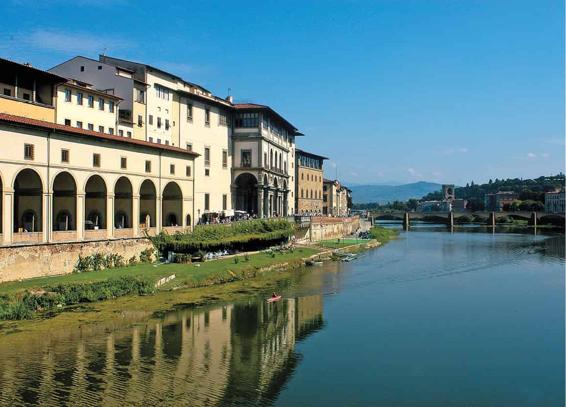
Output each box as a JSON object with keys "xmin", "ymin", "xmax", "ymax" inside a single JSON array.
[{"xmin": 1, "ymin": 0, "xmax": 563, "ymax": 186}]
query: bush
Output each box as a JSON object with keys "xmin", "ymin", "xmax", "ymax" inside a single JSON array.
[
  {"xmin": 139, "ymin": 248, "xmax": 155, "ymax": 263},
  {"xmin": 150, "ymin": 219, "xmax": 294, "ymax": 255},
  {"xmin": 0, "ymin": 277, "xmax": 156, "ymax": 320}
]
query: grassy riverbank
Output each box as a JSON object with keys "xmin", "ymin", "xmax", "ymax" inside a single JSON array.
[
  {"xmin": 0, "ymin": 248, "xmax": 320, "ymax": 320},
  {"xmin": 0, "ymin": 226, "xmax": 398, "ymax": 321}
]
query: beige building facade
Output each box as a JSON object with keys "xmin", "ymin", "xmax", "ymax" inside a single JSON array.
[
  {"xmin": 295, "ymin": 149, "xmax": 326, "ymax": 215},
  {"xmin": 0, "ymin": 113, "xmax": 197, "ymax": 246},
  {"xmin": 323, "ymin": 179, "xmax": 350, "ymax": 217}
]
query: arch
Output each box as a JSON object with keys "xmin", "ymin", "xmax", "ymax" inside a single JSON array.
[
  {"xmin": 185, "ymin": 213, "xmax": 192, "ymax": 227},
  {"xmin": 139, "ymin": 179, "xmax": 156, "ymax": 228},
  {"xmin": 279, "ymin": 152, "xmax": 282, "ymax": 170},
  {"xmin": 269, "ymin": 150, "xmax": 273, "ymax": 168},
  {"xmin": 85, "ymin": 175, "xmax": 107, "ymax": 229},
  {"xmin": 14, "ymin": 168, "xmax": 43, "ymax": 232},
  {"xmin": 234, "ymin": 173, "xmax": 258, "ymax": 215},
  {"xmin": 53, "ymin": 171, "xmax": 77, "ymax": 231},
  {"xmin": 114, "ymin": 176, "xmax": 133, "ymax": 228},
  {"xmin": 162, "ymin": 181, "xmax": 182, "ymax": 227}
]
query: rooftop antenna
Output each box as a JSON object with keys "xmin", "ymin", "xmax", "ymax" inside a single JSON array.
[
  {"xmin": 101, "ymin": 47, "xmax": 107, "ymax": 57},
  {"xmin": 227, "ymin": 87, "xmax": 231, "ymax": 96}
]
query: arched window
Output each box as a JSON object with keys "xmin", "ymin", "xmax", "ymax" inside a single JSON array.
[
  {"xmin": 115, "ymin": 210, "xmax": 128, "ymax": 229},
  {"xmin": 186, "ymin": 214, "xmax": 192, "ymax": 226},
  {"xmin": 56, "ymin": 210, "xmax": 72, "ymax": 231},
  {"xmin": 270, "ymin": 150, "xmax": 273, "ymax": 168}
]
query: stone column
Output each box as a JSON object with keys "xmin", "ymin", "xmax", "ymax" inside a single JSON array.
[
  {"xmin": 156, "ymin": 195, "xmax": 162, "ymax": 233},
  {"xmin": 43, "ymin": 192, "xmax": 51, "ymax": 243},
  {"xmin": 106, "ymin": 193, "xmax": 114, "ymax": 239},
  {"xmin": 2, "ymin": 190, "xmax": 13, "ymax": 245},
  {"xmin": 76, "ymin": 193, "xmax": 85, "ymax": 240},
  {"xmin": 132, "ymin": 194, "xmax": 140, "ymax": 237},
  {"xmin": 257, "ymin": 188, "xmax": 264, "ymax": 218}
]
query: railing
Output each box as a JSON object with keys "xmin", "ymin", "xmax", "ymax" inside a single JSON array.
[
  {"xmin": 12, "ymin": 231, "xmax": 43, "ymax": 244},
  {"xmin": 114, "ymin": 228, "xmax": 133, "ymax": 238},
  {"xmin": 52, "ymin": 230, "xmax": 77, "ymax": 242},
  {"xmin": 84, "ymin": 229, "xmax": 107, "ymax": 240}
]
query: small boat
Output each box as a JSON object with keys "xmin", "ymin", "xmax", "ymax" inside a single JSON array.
[
  {"xmin": 342, "ymin": 254, "xmax": 357, "ymax": 262},
  {"xmin": 267, "ymin": 295, "xmax": 282, "ymax": 303}
]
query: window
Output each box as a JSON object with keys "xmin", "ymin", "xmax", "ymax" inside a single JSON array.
[
  {"xmin": 88, "ymin": 95, "xmax": 94, "ymax": 108},
  {"xmin": 77, "ymin": 92, "xmax": 83, "ymax": 105},
  {"xmin": 108, "ymin": 127, "xmax": 114, "ymax": 135},
  {"xmin": 93, "ymin": 153, "xmax": 101, "ymax": 167},
  {"xmin": 205, "ymin": 168, "xmax": 210, "ymax": 177},
  {"xmin": 219, "ymin": 112, "xmax": 228, "ymax": 126},
  {"xmin": 204, "ymin": 193, "xmax": 210, "ymax": 211},
  {"xmin": 187, "ymin": 103, "xmax": 193, "ymax": 120},
  {"xmin": 121, "ymin": 157, "xmax": 127, "ymax": 169},
  {"xmin": 76, "ymin": 121, "xmax": 83, "ymax": 129},
  {"xmin": 64, "ymin": 119, "xmax": 71, "ymax": 126},
  {"xmin": 24, "ymin": 144, "xmax": 34, "ymax": 160},
  {"xmin": 222, "ymin": 194, "xmax": 227, "ymax": 211},
  {"xmin": 138, "ymin": 115, "xmax": 143, "ymax": 126},
  {"xmin": 127, "ymin": 131, "xmax": 132, "ymax": 138},
  {"xmin": 88, "ymin": 123, "xmax": 94, "ymax": 131},
  {"xmin": 165, "ymin": 119, "xmax": 170, "ymax": 130},
  {"xmin": 157, "ymin": 138, "xmax": 161, "ymax": 144},
  {"xmin": 3, "ymin": 88, "xmax": 11, "ymax": 96},
  {"xmin": 119, "ymin": 129, "xmax": 124, "ymax": 136},
  {"xmin": 109, "ymin": 101, "xmax": 115, "ymax": 113},
  {"xmin": 98, "ymin": 98, "xmax": 104, "ymax": 110},
  {"xmin": 264, "ymin": 152, "xmax": 267, "ymax": 167},
  {"xmin": 186, "ymin": 165, "xmax": 191, "ymax": 177},
  {"xmin": 235, "ymin": 112, "xmax": 259, "ymax": 128},
  {"xmin": 64, "ymin": 89, "xmax": 71, "ymax": 102},
  {"xmin": 186, "ymin": 143, "xmax": 192, "ymax": 151},
  {"xmin": 97, "ymin": 65, "xmax": 102, "ymax": 70},
  {"xmin": 149, "ymin": 137, "xmax": 153, "ymax": 142},
  {"xmin": 148, "ymin": 115, "xmax": 153, "ymax": 125},
  {"xmin": 205, "ymin": 108, "xmax": 210, "ymax": 125},
  {"xmin": 80, "ymin": 66, "xmax": 85, "ymax": 72},
  {"xmin": 135, "ymin": 88, "xmax": 145, "ymax": 103},
  {"xmin": 98, "ymin": 125, "xmax": 104, "ymax": 133},
  {"xmin": 204, "ymin": 147, "xmax": 210, "ymax": 166},
  {"xmin": 145, "ymin": 160, "xmax": 151, "ymax": 173},
  {"xmin": 170, "ymin": 164, "xmax": 175, "ymax": 174},
  {"xmin": 155, "ymin": 84, "xmax": 170, "ymax": 100},
  {"xmin": 22, "ymin": 93, "xmax": 30, "ymax": 101},
  {"xmin": 222, "ymin": 150, "xmax": 228, "ymax": 168},
  {"xmin": 241, "ymin": 150, "xmax": 252, "ymax": 168},
  {"xmin": 157, "ymin": 117, "xmax": 162, "ymax": 129},
  {"xmin": 165, "ymin": 140, "xmax": 169, "ymax": 145}
]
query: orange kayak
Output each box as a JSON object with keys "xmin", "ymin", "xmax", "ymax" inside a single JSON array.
[{"xmin": 267, "ymin": 295, "xmax": 282, "ymax": 303}]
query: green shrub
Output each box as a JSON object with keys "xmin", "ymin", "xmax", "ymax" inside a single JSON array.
[
  {"xmin": 150, "ymin": 219, "xmax": 294, "ymax": 254},
  {"xmin": 139, "ymin": 248, "xmax": 155, "ymax": 263}
]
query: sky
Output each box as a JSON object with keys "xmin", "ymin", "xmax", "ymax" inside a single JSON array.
[{"xmin": 0, "ymin": 0, "xmax": 563, "ymax": 186}]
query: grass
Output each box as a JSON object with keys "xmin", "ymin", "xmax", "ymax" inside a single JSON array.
[
  {"xmin": 0, "ymin": 248, "xmax": 320, "ymax": 320},
  {"xmin": 318, "ymin": 238, "xmax": 369, "ymax": 249},
  {"xmin": 368, "ymin": 226, "xmax": 399, "ymax": 243}
]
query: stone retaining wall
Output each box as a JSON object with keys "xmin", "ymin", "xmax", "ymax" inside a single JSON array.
[
  {"xmin": 0, "ymin": 238, "xmax": 153, "ymax": 283},
  {"xmin": 307, "ymin": 216, "xmax": 360, "ymax": 242}
]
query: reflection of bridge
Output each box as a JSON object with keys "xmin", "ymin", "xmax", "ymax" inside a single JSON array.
[{"xmin": 371, "ymin": 211, "xmax": 564, "ymax": 230}]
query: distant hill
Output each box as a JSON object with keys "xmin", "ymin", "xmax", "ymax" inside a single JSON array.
[{"xmin": 350, "ymin": 181, "xmax": 442, "ymax": 204}]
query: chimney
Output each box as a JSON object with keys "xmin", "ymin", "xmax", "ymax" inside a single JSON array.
[{"xmin": 226, "ymin": 95, "xmax": 233, "ymax": 104}]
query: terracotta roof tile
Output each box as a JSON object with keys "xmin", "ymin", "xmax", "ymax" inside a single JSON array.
[{"xmin": 0, "ymin": 113, "xmax": 199, "ymax": 158}]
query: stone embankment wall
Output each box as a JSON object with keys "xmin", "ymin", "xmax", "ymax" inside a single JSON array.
[
  {"xmin": 307, "ymin": 216, "xmax": 361, "ymax": 242},
  {"xmin": 0, "ymin": 239, "xmax": 153, "ymax": 283}
]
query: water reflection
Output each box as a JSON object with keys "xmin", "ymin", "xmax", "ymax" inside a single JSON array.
[{"xmin": 0, "ymin": 295, "xmax": 324, "ymax": 406}]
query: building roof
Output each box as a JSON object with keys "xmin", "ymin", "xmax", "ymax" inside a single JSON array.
[
  {"xmin": 0, "ymin": 113, "xmax": 199, "ymax": 158},
  {"xmin": 99, "ymin": 55, "xmax": 213, "ymax": 95},
  {"xmin": 295, "ymin": 148, "xmax": 328, "ymax": 160},
  {"xmin": 233, "ymin": 103, "xmax": 301, "ymax": 134},
  {"xmin": 0, "ymin": 57, "xmax": 67, "ymax": 84}
]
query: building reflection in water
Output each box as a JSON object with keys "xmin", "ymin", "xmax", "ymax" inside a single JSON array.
[{"xmin": 0, "ymin": 294, "xmax": 324, "ymax": 406}]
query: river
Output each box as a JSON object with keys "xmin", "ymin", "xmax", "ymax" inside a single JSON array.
[{"xmin": 0, "ymin": 228, "xmax": 563, "ymax": 406}]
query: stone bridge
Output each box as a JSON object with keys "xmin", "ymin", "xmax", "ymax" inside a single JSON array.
[{"xmin": 370, "ymin": 211, "xmax": 564, "ymax": 230}]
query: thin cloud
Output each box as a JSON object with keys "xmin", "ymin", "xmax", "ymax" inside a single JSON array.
[
  {"xmin": 527, "ymin": 152, "xmax": 537, "ymax": 159},
  {"xmin": 407, "ymin": 167, "xmax": 422, "ymax": 178},
  {"xmin": 17, "ymin": 29, "xmax": 134, "ymax": 54},
  {"xmin": 442, "ymin": 147, "xmax": 469, "ymax": 155}
]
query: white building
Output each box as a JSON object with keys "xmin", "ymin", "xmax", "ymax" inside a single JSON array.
[{"xmin": 545, "ymin": 191, "xmax": 565, "ymax": 214}]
